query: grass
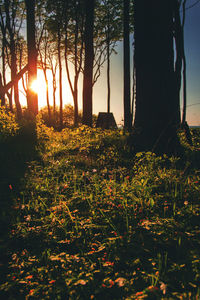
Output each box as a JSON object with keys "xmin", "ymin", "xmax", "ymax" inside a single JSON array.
[{"xmin": 0, "ymin": 119, "xmax": 200, "ymax": 299}]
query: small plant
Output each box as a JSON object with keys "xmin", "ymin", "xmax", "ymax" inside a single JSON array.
[
  {"xmin": 0, "ymin": 126, "xmax": 200, "ymax": 299},
  {"xmin": 0, "ymin": 105, "xmax": 19, "ymax": 141}
]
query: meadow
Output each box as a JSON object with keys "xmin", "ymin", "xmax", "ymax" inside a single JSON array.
[{"xmin": 0, "ymin": 108, "xmax": 200, "ymax": 299}]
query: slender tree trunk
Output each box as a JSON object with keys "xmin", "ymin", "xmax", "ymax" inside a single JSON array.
[
  {"xmin": 4, "ymin": 0, "xmax": 22, "ymax": 117},
  {"xmin": 106, "ymin": 1, "xmax": 111, "ymax": 114},
  {"xmin": 0, "ymin": 73, "xmax": 5, "ymax": 106},
  {"xmin": 107, "ymin": 40, "xmax": 110, "ymax": 114},
  {"xmin": 25, "ymin": 0, "xmax": 38, "ymax": 116},
  {"xmin": 0, "ymin": 37, "xmax": 6, "ymax": 106},
  {"xmin": 74, "ymin": 75, "xmax": 79, "ymax": 126},
  {"xmin": 11, "ymin": 42, "xmax": 22, "ymax": 119},
  {"xmin": 53, "ymin": 76, "xmax": 56, "ymax": 116},
  {"xmin": 133, "ymin": 0, "xmax": 178, "ymax": 154},
  {"xmin": 82, "ymin": 0, "xmax": 95, "ymax": 127},
  {"xmin": 44, "ymin": 72, "xmax": 51, "ymax": 123},
  {"xmin": 123, "ymin": 0, "xmax": 131, "ymax": 131},
  {"xmin": 58, "ymin": 28, "xmax": 63, "ymax": 130},
  {"xmin": 50, "ymin": 65, "xmax": 57, "ymax": 123}
]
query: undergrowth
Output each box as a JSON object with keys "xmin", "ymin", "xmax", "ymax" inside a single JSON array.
[{"xmin": 0, "ymin": 117, "xmax": 200, "ymax": 299}]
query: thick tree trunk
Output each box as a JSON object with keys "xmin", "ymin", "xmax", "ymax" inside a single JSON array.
[
  {"xmin": 82, "ymin": 0, "xmax": 95, "ymax": 127},
  {"xmin": 133, "ymin": 0, "xmax": 179, "ymax": 154},
  {"xmin": 123, "ymin": 0, "xmax": 131, "ymax": 131},
  {"xmin": 25, "ymin": 0, "xmax": 38, "ymax": 116}
]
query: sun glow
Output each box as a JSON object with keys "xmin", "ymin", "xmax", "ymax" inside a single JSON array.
[
  {"xmin": 19, "ymin": 68, "xmax": 74, "ymax": 109},
  {"xmin": 30, "ymin": 79, "xmax": 41, "ymax": 94},
  {"xmin": 30, "ymin": 70, "xmax": 48, "ymax": 108}
]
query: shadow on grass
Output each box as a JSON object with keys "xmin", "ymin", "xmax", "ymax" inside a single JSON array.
[{"xmin": 0, "ymin": 127, "xmax": 38, "ymax": 298}]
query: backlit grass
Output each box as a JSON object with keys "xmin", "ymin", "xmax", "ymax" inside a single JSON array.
[{"xmin": 0, "ymin": 119, "xmax": 200, "ymax": 299}]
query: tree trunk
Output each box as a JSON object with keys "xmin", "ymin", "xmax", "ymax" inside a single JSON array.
[
  {"xmin": 181, "ymin": 0, "xmax": 187, "ymax": 125},
  {"xmin": 133, "ymin": 0, "xmax": 178, "ymax": 154},
  {"xmin": 4, "ymin": 0, "xmax": 22, "ymax": 118},
  {"xmin": 11, "ymin": 41, "xmax": 22, "ymax": 119},
  {"xmin": 0, "ymin": 73, "xmax": 5, "ymax": 106},
  {"xmin": 107, "ymin": 40, "xmax": 111, "ymax": 114},
  {"xmin": 53, "ymin": 76, "xmax": 56, "ymax": 117},
  {"xmin": 74, "ymin": 75, "xmax": 79, "ymax": 126},
  {"xmin": 123, "ymin": 0, "xmax": 131, "ymax": 131},
  {"xmin": 58, "ymin": 27, "xmax": 63, "ymax": 130},
  {"xmin": 82, "ymin": 0, "xmax": 95, "ymax": 127},
  {"xmin": 44, "ymin": 73, "xmax": 51, "ymax": 124},
  {"xmin": 106, "ymin": 1, "xmax": 111, "ymax": 114},
  {"xmin": 25, "ymin": 0, "xmax": 38, "ymax": 116}
]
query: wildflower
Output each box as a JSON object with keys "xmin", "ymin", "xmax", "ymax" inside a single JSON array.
[
  {"xmin": 29, "ymin": 289, "xmax": 35, "ymax": 296},
  {"xmin": 109, "ymin": 279, "xmax": 114, "ymax": 287},
  {"xmin": 160, "ymin": 282, "xmax": 167, "ymax": 294},
  {"xmin": 49, "ymin": 280, "xmax": 56, "ymax": 284},
  {"xmin": 12, "ymin": 253, "xmax": 17, "ymax": 261},
  {"xmin": 25, "ymin": 215, "xmax": 31, "ymax": 222},
  {"xmin": 135, "ymin": 291, "xmax": 143, "ymax": 296},
  {"xmin": 21, "ymin": 250, "xmax": 27, "ymax": 256},
  {"xmin": 75, "ymin": 279, "xmax": 87, "ymax": 285},
  {"xmin": 103, "ymin": 261, "xmax": 114, "ymax": 266},
  {"xmin": 9, "ymin": 184, "xmax": 13, "ymax": 190},
  {"xmin": 92, "ymin": 169, "xmax": 97, "ymax": 173},
  {"xmin": 115, "ymin": 277, "xmax": 126, "ymax": 287},
  {"xmin": 147, "ymin": 286, "xmax": 159, "ymax": 292},
  {"xmin": 26, "ymin": 275, "xmax": 33, "ymax": 280}
]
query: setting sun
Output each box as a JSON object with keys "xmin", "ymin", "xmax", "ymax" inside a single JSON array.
[
  {"xmin": 30, "ymin": 79, "xmax": 40, "ymax": 94},
  {"xmin": 30, "ymin": 70, "xmax": 48, "ymax": 108},
  {"xmin": 19, "ymin": 68, "xmax": 74, "ymax": 109}
]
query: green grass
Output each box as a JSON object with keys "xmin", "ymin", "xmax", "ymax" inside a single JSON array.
[{"xmin": 0, "ymin": 120, "xmax": 200, "ymax": 299}]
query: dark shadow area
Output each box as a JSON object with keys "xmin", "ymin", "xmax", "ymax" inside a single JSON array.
[{"xmin": 0, "ymin": 127, "xmax": 38, "ymax": 298}]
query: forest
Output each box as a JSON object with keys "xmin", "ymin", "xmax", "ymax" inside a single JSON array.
[{"xmin": 0, "ymin": 0, "xmax": 200, "ymax": 299}]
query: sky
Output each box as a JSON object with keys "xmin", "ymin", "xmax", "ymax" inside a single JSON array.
[
  {"xmin": 20, "ymin": 0, "xmax": 200, "ymax": 126},
  {"xmin": 93, "ymin": 0, "xmax": 200, "ymax": 126}
]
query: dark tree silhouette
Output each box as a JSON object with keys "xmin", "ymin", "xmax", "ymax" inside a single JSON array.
[
  {"xmin": 25, "ymin": 0, "xmax": 38, "ymax": 116},
  {"xmin": 133, "ymin": 0, "xmax": 179, "ymax": 154},
  {"xmin": 82, "ymin": 0, "xmax": 95, "ymax": 127},
  {"xmin": 64, "ymin": 0, "xmax": 84, "ymax": 127},
  {"xmin": 123, "ymin": 0, "xmax": 131, "ymax": 131}
]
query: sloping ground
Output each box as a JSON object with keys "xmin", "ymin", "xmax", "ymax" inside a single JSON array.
[
  {"xmin": 0, "ymin": 124, "xmax": 200, "ymax": 299},
  {"xmin": 0, "ymin": 131, "xmax": 38, "ymax": 298}
]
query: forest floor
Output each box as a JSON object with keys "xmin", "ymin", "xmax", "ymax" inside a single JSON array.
[{"xmin": 0, "ymin": 121, "xmax": 200, "ymax": 299}]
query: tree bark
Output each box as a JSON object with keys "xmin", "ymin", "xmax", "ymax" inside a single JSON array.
[
  {"xmin": 133, "ymin": 0, "xmax": 179, "ymax": 154},
  {"xmin": 82, "ymin": 0, "xmax": 95, "ymax": 127},
  {"xmin": 25, "ymin": 0, "xmax": 38, "ymax": 116},
  {"xmin": 4, "ymin": 0, "xmax": 22, "ymax": 118},
  {"xmin": 58, "ymin": 27, "xmax": 63, "ymax": 130},
  {"xmin": 123, "ymin": 0, "xmax": 131, "ymax": 131}
]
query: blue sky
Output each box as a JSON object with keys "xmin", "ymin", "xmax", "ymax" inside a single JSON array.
[
  {"xmin": 93, "ymin": 0, "xmax": 200, "ymax": 126},
  {"xmin": 183, "ymin": 0, "xmax": 200, "ymax": 125}
]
